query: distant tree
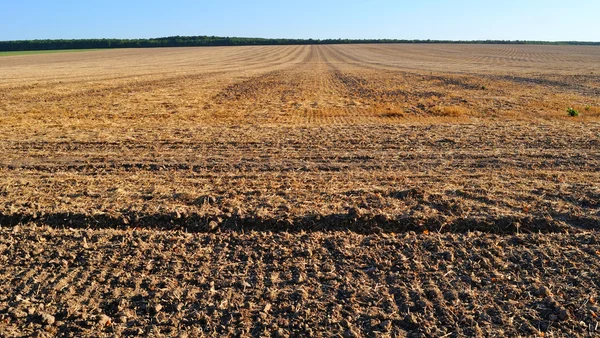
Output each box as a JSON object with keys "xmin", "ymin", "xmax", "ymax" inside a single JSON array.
[{"xmin": 1, "ymin": 36, "xmax": 598, "ymax": 52}]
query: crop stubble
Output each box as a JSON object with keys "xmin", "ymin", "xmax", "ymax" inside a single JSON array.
[{"xmin": 0, "ymin": 45, "xmax": 599, "ymax": 336}]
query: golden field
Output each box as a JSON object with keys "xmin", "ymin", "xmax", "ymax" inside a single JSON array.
[{"xmin": 0, "ymin": 45, "xmax": 599, "ymax": 337}]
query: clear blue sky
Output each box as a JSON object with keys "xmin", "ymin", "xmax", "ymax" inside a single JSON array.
[{"xmin": 2, "ymin": 0, "xmax": 599, "ymax": 41}]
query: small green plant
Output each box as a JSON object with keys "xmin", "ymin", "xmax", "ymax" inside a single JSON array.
[
  {"xmin": 481, "ymin": 85, "xmax": 487, "ymax": 90},
  {"xmin": 585, "ymin": 105, "xmax": 591, "ymax": 112},
  {"xmin": 567, "ymin": 107, "xmax": 579, "ymax": 117}
]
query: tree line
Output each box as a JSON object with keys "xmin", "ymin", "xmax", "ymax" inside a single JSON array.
[{"xmin": 1, "ymin": 35, "xmax": 599, "ymax": 51}]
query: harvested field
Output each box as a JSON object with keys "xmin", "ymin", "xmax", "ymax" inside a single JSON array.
[{"xmin": 0, "ymin": 44, "xmax": 599, "ymax": 337}]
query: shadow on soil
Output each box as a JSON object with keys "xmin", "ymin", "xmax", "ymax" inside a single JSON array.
[{"xmin": 0, "ymin": 211, "xmax": 597, "ymax": 234}]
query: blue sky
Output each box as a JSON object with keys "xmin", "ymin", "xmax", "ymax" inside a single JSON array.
[{"xmin": 1, "ymin": 0, "xmax": 599, "ymax": 41}]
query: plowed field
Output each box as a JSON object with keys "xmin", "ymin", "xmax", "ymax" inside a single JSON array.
[{"xmin": 1, "ymin": 44, "xmax": 599, "ymax": 337}]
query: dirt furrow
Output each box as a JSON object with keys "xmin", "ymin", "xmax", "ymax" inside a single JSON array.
[{"xmin": 1, "ymin": 227, "xmax": 599, "ymax": 337}]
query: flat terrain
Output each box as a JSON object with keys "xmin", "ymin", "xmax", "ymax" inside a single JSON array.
[
  {"xmin": 0, "ymin": 44, "xmax": 599, "ymax": 337},
  {"xmin": 0, "ymin": 49, "xmax": 103, "ymax": 57}
]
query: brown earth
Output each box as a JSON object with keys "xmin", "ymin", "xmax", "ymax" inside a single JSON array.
[
  {"xmin": 1, "ymin": 226, "xmax": 600, "ymax": 337},
  {"xmin": 0, "ymin": 44, "xmax": 599, "ymax": 337}
]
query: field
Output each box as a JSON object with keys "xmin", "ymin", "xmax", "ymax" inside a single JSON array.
[
  {"xmin": 0, "ymin": 49, "xmax": 103, "ymax": 57},
  {"xmin": 0, "ymin": 44, "xmax": 599, "ymax": 337}
]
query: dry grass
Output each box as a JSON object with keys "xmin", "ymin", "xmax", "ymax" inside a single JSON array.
[
  {"xmin": 0, "ymin": 44, "xmax": 598, "ymax": 232},
  {"xmin": 1, "ymin": 45, "xmax": 599, "ymax": 134}
]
